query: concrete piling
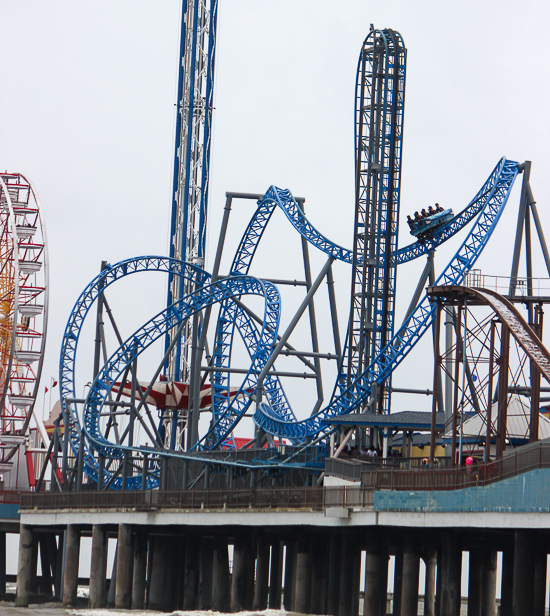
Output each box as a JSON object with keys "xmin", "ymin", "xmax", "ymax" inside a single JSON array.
[
  {"xmin": 38, "ymin": 533, "xmax": 53, "ymax": 596},
  {"xmin": 440, "ymin": 532, "xmax": 461, "ymax": 616},
  {"xmin": 15, "ymin": 525, "xmax": 33, "ymax": 607},
  {"xmin": 284, "ymin": 537, "xmax": 297, "ymax": 611},
  {"xmin": 327, "ymin": 533, "xmax": 341, "ymax": 615},
  {"xmin": 422, "ymin": 549, "xmax": 437, "ymax": 616},
  {"xmin": 364, "ymin": 534, "xmax": 388, "ymax": 616},
  {"xmin": 148, "ymin": 536, "xmax": 168, "ymax": 610},
  {"xmin": 467, "ymin": 548, "xmax": 483, "ymax": 616},
  {"xmin": 310, "ymin": 537, "xmax": 327, "ymax": 615},
  {"xmin": 29, "ymin": 533, "xmax": 38, "ymax": 596},
  {"xmin": 231, "ymin": 534, "xmax": 253, "ymax": 611},
  {"xmin": 212, "ymin": 535, "xmax": 230, "ymax": 612},
  {"xmin": 89, "ymin": 524, "xmax": 108, "ymax": 608},
  {"xmin": 392, "ymin": 546, "xmax": 404, "ymax": 616},
  {"xmin": 500, "ymin": 546, "xmax": 514, "ymax": 616},
  {"xmin": 253, "ymin": 535, "xmax": 270, "ymax": 611},
  {"xmin": 512, "ymin": 530, "xmax": 535, "ymax": 616},
  {"xmin": 269, "ymin": 539, "xmax": 284, "ymax": 609},
  {"xmin": 481, "ymin": 549, "xmax": 497, "ymax": 616},
  {"xmin": 131, "ymin": 531, "xmax": 148, "ymax": 610},
  {"xmin": 62, "ymin": 524, "xmax": 81, "ymax": 607},
  {"xmin": 532, "ymin": 540, "xmax": 547, "ymax": 616},
  {"xmin": 338, "ymin": 533, "xmax": 355, "ymax": 616},
  {"xmin": 401, "ymin": 537, "xmax": 420, "ymax": 616},
  {"xmin": 294, "ymin": 536, "xmax": 312, "ymax": 614},
  {"xmin": 200, "ymin": 536, "xmax": 214, "ymax": 610},
  {"xmin": 115, "ymin": 523, "xmax": 133, "ymax": 609},
  {"xmin": 183, "ymin": 534, "xmax": 200, "ymax": 610}
]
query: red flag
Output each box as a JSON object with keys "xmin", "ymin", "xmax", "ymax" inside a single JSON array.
[
  {"xmin": 52, "ymin": 380, "xmax": 58, "ymax": 388},
  {"xmin": 44, "ymin": 386, "xmax": 48, "ymax": 394}
]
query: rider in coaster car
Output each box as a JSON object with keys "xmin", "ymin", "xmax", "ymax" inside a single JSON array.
[
  {"xmin": 435, "ymin": 203, "xmax": 443, "ymax": 213},
  {"xmin": 427, "ymin": 205, "xmax": 436, "ymax": 216},
  {"xmin": 414, "ymin": 211, "xmax": 422, "ymax": 223},
  {"xmin": 421, "ymin": 208, "xmax": 428, "ymax": 218},
  {"xmin": 407, "ymin": 215, "xmax": 415, "ymax": 230}
]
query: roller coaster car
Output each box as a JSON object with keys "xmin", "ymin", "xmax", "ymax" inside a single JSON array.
[{"xmin": 409, "ymin": 208, "xmax": 454, "ymax": 240}]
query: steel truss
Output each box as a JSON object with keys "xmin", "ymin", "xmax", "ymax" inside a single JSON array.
[
  {"xmin": 253, "ymin": 159, "xmax": 519, "ymax": 439},
  {"xmin": 343, "ymin": 29, "xmax": 406, "ymax": 419},
  {"xmin": 428, "ymin": 286, "xmax": 550, "ymax": 465},
  {"xmin": 166, "ymin": 0, "xmax": 218, "ymax": 386}
]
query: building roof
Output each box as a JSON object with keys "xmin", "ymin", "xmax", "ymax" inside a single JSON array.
[
  {"xmin": 443, "ymin": 394, "xmax": 550, "ymax": 442},
  {"xmin": 321, "ymin": 411, "xmax": 446, "ymax": 432}
]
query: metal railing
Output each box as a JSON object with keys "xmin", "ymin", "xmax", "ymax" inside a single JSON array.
[
  {"xmin": 21, "ymin": 485, "xmax": 373, "ymax": 512},
  {"xmin": 326, "ymin": 456, "xmax": 452, "ymax": 482},
  {"xmin": 362, "ymin": 440, "xmax": 550, "ymax": 491},
  {"xmin": 21, "ymin": 441, "xmax": 550, "ymax": 512},
  {"xmin": 0, "ymin": 490, "xmax": 22, "ymax": 504},
  {"xmin": 463, "ymin": 270, "xmax": 550, "ymax": 296}
]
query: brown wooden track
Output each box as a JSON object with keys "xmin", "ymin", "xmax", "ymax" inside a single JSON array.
[{"xmin": 428, "ymin": 285, "xmax": 550, "ymax": 384}]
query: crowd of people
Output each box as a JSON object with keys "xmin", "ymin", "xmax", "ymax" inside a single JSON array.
[
  {"xmin": 407, "ymin": 202, "xmax": 444, "ymax": 231},
  {"xmin": 335, "ymin": 443, "xmax": 400, "ymax": 458}
]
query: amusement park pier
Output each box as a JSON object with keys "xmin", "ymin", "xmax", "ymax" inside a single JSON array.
[{"xmin": 1, "ymin": 4, "xmax": 550, "ymax": 616}]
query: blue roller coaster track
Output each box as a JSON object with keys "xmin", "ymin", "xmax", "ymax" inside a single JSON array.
[
  {"xmin": 58, "ymin": 25, "xmax": 523, "ymax": 486},
  {"xmin": 59, "ymin": 157, "xmax": 519, "ymax": 486}
]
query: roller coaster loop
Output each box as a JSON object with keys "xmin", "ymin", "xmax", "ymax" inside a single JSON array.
[{"xmin": 60, "ymin": 158, "xmax": 519, "ymax": 485}]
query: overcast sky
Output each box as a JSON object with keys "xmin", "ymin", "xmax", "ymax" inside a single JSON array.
[{"xmin": 2, "ymin": 0, "xmax": 550, "ymax": 431}]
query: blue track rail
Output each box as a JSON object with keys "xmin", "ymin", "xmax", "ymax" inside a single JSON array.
[
  {"xmin": 253, "ymin": 159, "xmax": 519, "ymax": 439},
  {"xmin": 60, "ymin": 159, "xmax": 520, "ymax": 484},
  {"xmin": 84, "ymin": 276, "xmax": 279, "ymax": 466}
]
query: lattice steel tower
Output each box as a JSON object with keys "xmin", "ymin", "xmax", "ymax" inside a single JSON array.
[
  {"xmin": 166, "ymin": 0, "xmax": 218, "ymax": 384},
  {"xmin": 342, "ymin": 28, "xmax": 406, "ymax": 414}
]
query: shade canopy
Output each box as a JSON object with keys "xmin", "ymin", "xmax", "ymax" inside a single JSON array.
[{"xmin": 321, "ymin": 410, "xmax": 445, "ymax": 432}]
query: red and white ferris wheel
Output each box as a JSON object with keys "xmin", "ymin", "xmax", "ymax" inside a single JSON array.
[{"xmin": 0, "ymin": 173, "xmax": 48, "ymax": 463}]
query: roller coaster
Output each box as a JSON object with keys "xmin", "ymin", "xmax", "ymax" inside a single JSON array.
[{"xmin": 56, "ymin": 27, "xmax": 528, "ymax": 490}]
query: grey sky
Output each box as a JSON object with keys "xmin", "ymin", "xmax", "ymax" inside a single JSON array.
[{"xmin": 1, "ymin": 0, "xmax": 550, "ymax": 426}]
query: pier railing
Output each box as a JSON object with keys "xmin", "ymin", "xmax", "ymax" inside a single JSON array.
[
  {"xmin": 361, "ymin": 439, "xmax": 550, "ymax": 491},
  {"xmin": 21, "ymin": 484, "xmax": 374, "ymax": 511},
  {"xmin": 19, "ymin": 441, "xmax": 550, "ymax": 511},
  {"xmin": 326, "ymin": 456, "xmax": 452, "ymax": 481},
  {"xmin": 0, "ymin": 490, "xmax": 21, "ymax": 504}
]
